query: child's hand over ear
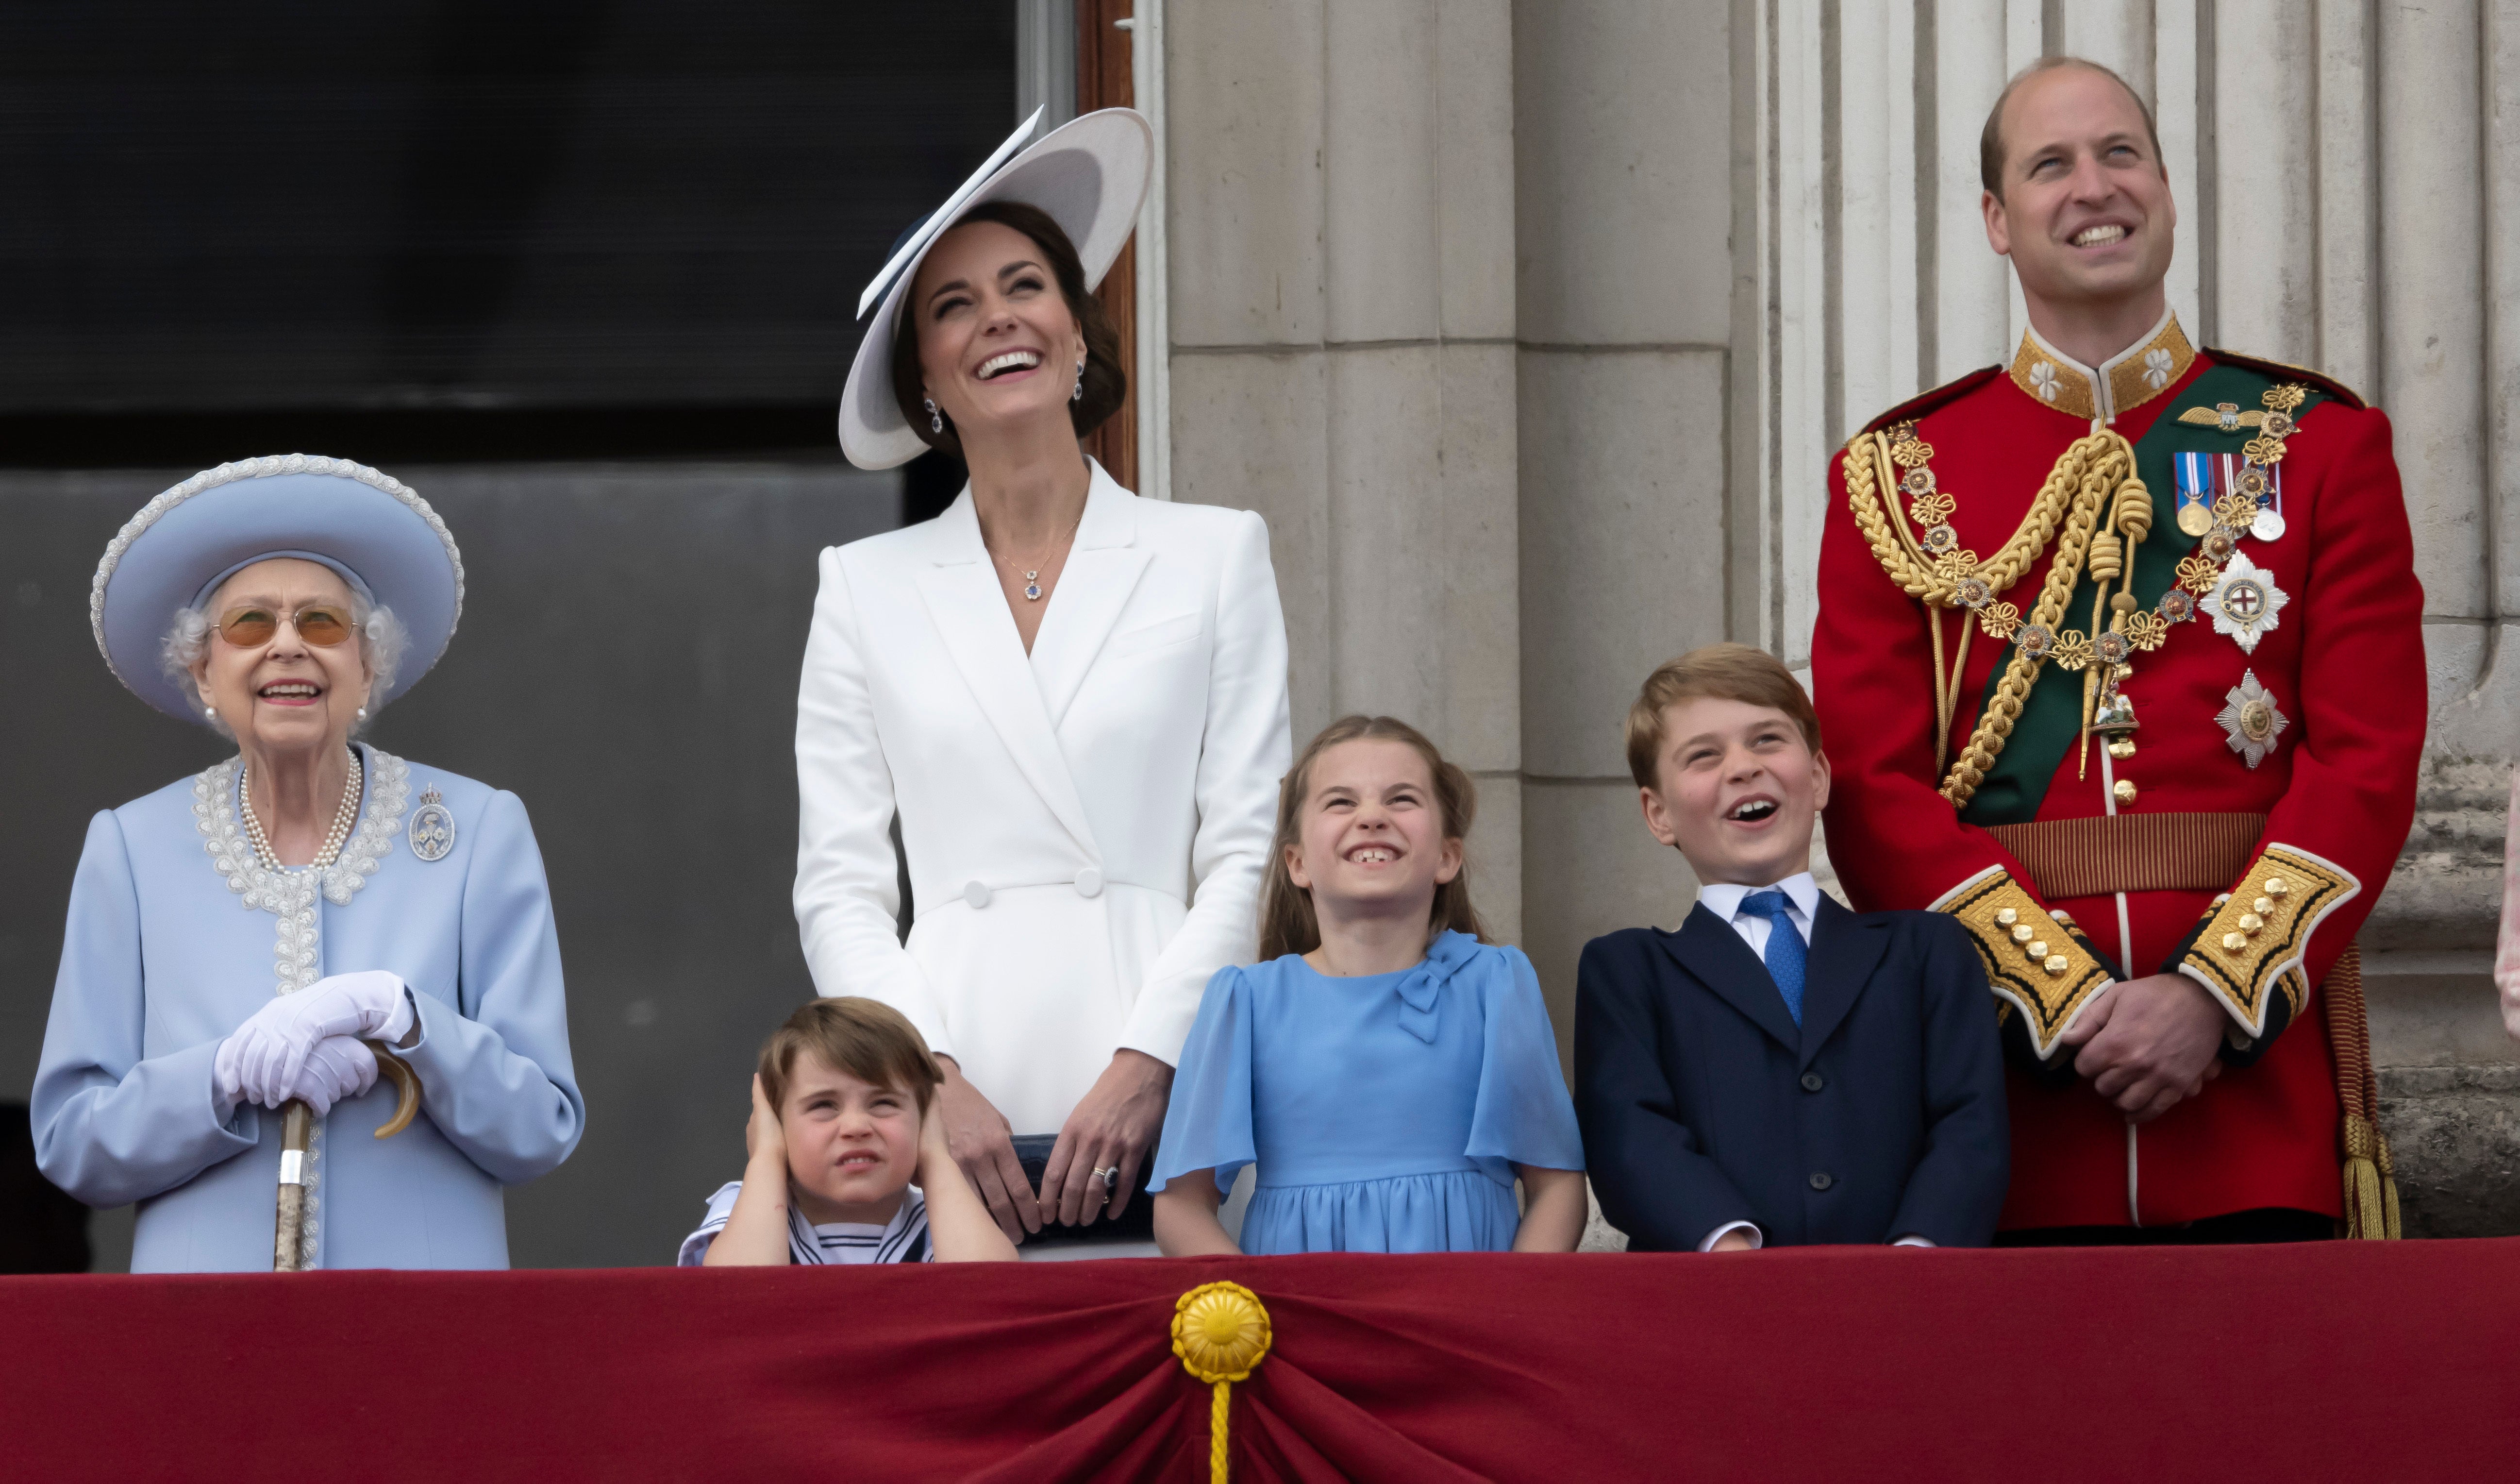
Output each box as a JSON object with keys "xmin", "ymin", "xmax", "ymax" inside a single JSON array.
[
  {"xmin": 744, "ymin": 1075, "xmax": 786, "ymax": 1172},
  {"xmin": 915, "ymin": 1093, "xmax": 958, "ymax": 1182}
]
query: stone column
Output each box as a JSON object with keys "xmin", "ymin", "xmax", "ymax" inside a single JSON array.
[
  {"xmin": 1163, "ymin": 0, "xmax": 1526, "ymax": 940},
  {"xmin": 1512, "ymin": 0, "xmax": 1737, "ymax": 1049}
]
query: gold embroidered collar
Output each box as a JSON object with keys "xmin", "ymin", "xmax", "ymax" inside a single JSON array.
[{"xmin": 2007, "ymin": 310, "xmax": 2195, "ymax": 423}]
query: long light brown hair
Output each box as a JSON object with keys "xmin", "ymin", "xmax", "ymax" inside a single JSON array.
[{"xmin": 1257, "ymin": 715, "xmax": 1488, "ymax": 961}]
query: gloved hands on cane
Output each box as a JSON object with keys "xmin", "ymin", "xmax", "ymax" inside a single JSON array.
[
  {"xmin": 216, "ymin": 1034, "xmax": 379, "ymax": 1117},
  {"xmin": 215, "ymin": 970, "xmax": 415, "ymax": 1116}
]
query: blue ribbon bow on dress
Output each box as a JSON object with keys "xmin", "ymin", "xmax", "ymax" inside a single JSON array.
[{"xmin": 1392, "ymin": 930, "xmax": 1481, "ymax": 1044}]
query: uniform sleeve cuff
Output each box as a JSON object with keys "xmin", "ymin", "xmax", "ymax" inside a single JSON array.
[
  {"xmin": 1931, "ymin": 865, "xmax": 2115, "ymax": 1059},
  {"xmin": 2175, "ymin": 843, "xmax": 2358, "ymax": 1042}
]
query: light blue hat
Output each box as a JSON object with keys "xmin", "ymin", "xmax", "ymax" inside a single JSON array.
[{"xmin": 91, "ymin": 453, "xmax": 466, "ymax": 725}]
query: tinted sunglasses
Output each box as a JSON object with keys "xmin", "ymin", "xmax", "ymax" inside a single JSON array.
[{"xmin": 213, "ymin": 603, "xmax": 357, "ymax": 648}]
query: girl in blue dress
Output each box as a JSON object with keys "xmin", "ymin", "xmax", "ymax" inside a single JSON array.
[{"xmin": 1150, "ymin": 716, "xmax": 1586, "ymax": 1255}]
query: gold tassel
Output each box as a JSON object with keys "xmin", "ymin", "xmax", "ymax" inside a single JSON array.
[
  {"xmin": 2379, "ymin": 1130, "xmax": 2403, "ymax": 1240},
  {"xmin": 2320, "ymin": 946, "xmax": 2401, "ymax": 1240},
  {"xmin": 2340, "ymin": 1115, "xmax": 2388, "ymax": 1241}
]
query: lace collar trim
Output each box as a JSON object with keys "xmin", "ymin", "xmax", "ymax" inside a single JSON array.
[{"xmin": 192, "ymin": 744, "xmax": 413, "ymax": 917}]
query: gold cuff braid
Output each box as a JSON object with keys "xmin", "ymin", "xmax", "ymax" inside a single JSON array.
[
  {"xmin": 1932, "ymin": 866, "xmax": 2114, "ymax": 1059},
  {"xmin": 2175, "ymin": 843, "xmax": 2359, "ymax": 1040}
]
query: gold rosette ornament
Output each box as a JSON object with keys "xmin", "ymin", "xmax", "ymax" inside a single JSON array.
[{"xmin": 1173, "ymin": 1282, "xmax": 1273, "ymax": 1483}]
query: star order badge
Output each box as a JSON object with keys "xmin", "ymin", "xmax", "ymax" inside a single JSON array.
[
  {"xmin": 2217, "ymin": 671, "xmax": 2289, "ymax": 768},
  {"xmin": 2204, "ymin": 553, "xmax": 2289, "ymax": 653},
  {"xmin": 408, "ymin": 785, "xmax": 456, "ymax": 862}
]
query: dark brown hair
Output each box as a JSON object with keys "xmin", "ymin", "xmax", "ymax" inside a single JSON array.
[
  {"xmin": 757, "ymin": 997, "xmax": 944, "ymax": 1118},
  {"xmin": 1979, "ymin": 56, "xmax": 2164, "ymax": 200},
  {"xmin": 1257, "ymin": 715, "xmax": 1488, "ymax": 961},
  {"xmin": 889, "ymin": 200, "xmax": 1127, "ymax": 462},
  {"xmin": 1625, "ymin": 643, "xmax": 1823, "ymax": 791}
]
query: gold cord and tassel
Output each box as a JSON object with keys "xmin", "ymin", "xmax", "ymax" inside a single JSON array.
[
  {"xmin": 1173, "ymin": 1282, "xmax": 1274, "ymax": 1483},
  {"xmin": 2074, "ymin": 472, "xmax": 2154, "ymax": 777},
  {"xmin": 2320, "ymin": 944, "xmax": 2403, "ymax": 1239},
  {"xmin": 1846, "ymin": 427, "xmax": 2138, "ymax": 811}
]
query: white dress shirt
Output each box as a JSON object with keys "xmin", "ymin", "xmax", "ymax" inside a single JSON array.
[
  {"xmin": 1698, "ymin": 873, "xmax": 1820, "ymax": 959},
  {"xmin": 1689, "ymin": 873, "xmax": 1930, "ymax": 1251}
]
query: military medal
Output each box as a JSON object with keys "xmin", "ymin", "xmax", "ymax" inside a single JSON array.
[
  {"xmin": 2175, "ymin": 451, "xmax": 2281, "ymax": 542},
  {"xmin": 2204, "ymin": 553, "xmax": 2289, "ymax": 653},
  {"xmin": 2216, "ymin": 671, "xmax": 2289, "ymax": 768},
  {"xmin": 408, "ymin": 784, "xmax": 455, "ymax": 862}
]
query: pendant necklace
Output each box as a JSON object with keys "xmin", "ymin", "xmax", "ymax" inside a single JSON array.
[{"xmin": 991, "ymin": 506, "xmax": 1085, "ymax": 602}]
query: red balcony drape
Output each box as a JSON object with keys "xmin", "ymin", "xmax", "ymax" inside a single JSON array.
[{"xmin": 3, "ymin": 1241, "xmax": 2512, "ymax": 1480}]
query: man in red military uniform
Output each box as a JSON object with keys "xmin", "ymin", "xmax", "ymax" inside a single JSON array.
[{"xmin": 1812, "ymin": 57, "xmax": 2423, "ymax": 1240}]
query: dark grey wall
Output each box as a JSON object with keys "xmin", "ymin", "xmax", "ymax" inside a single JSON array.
[
  {"xmin": 0, "ymin": 1, "xmax": 1016, "ymax": 412},
  {"xmin": 0, "ymin": 462, "xmax": 900, "ymax": 1268}
]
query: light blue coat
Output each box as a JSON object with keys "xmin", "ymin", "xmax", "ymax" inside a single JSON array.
[{"xmin": 32, "ymin": 744, "xmax": 584, "ymax": 1271}]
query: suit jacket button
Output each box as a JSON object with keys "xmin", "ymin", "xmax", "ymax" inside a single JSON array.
[
  {"xmin": 1808, "ymin": 1171, "xmax": 1834, "ymax": 1191},
  {"xmin": 1074, "ymin": 867, "xmax": 1104, "ymax": 898},
  {"xmin": 1800, "ymin": 1071, "xmax": 1825, "ymax": 1093},
  {"xmin": 963, "ymin": 880, "xmax": 993, "ymax": 909}
]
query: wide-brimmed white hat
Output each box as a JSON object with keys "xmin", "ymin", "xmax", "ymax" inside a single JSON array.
[
  {"xmin": 91, "ymin": 453, "xmax": 465, "ymax": 724},
  {"xmin": 838, "ymin": 107, "xmax": 1153, "ymax": 470}
]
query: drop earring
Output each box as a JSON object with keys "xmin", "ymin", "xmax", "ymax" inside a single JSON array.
[
  {"xmin": 924, "ymin": 397, "xmax": 943, "ymax": 434},
  {"xmin": 1071, "ymin": 356, "xmax": 1086, "ymax": 403},
  {"xmin": 356, "ymin": 706, "xmax": 368, "ymax": 721}
]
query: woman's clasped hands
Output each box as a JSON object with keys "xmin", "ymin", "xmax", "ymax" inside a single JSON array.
[
  {"xmin": 932, "ymin": 1047, "xmax": 1172, "ymax": 1245},
  {"xmin": 214, "ymin": 968, "xmax": 413, "ymax": 1116}
]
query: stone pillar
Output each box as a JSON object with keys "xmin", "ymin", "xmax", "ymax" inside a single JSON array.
[
  {"xmin": 1163, "ymin": 0, "xmax": 1525, "ymax": 941},
  {"xmin": 1512, "ymin": 0, "xmax": 1736, "ymax": 1050}
]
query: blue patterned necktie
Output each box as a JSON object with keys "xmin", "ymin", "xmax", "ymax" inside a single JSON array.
[{"xmin": 1739, "ymin": 891, "xmax": 1807, "ymax": 1026}]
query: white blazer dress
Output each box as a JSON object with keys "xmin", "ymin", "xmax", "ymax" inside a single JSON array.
[{"xmin": 794, "ymin": 461, "xmax": 1292, "ymax": 1135}]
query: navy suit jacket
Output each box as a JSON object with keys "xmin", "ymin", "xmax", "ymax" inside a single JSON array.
[{"xmin": 1574, "ymin": 896, "xmax": 2008, "ymax": 1249}]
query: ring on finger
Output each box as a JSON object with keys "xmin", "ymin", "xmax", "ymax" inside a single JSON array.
[{"xmin": 1091, "ymin": 1164, "xmax": 1119, "ymax": 1190}]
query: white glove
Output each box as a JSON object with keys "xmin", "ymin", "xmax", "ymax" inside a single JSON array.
[
  {"xmin": 219, "ymin": 970, "xmax": 412, "ymax": 1112},
  {"xmin": 286, "ymin": 1036, "xmax": 380, "ymax": 1116},
  {"xmin": 214, "ymin": 1032, "xmax": 382, "ymax": 1116}
]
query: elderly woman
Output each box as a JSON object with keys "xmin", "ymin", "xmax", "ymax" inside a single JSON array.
[
  {"xmin": 32, "ymin": 455, "xmax": 583, "ymax": 1271},
  {"xmin": 804, "ymin": 109, "xmax": 1291, "ymax": 1250}
]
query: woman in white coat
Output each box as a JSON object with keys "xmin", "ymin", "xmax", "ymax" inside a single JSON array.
[{"xmin": 801, "ymin": 109, "xmax": 1291, "ymax": 1248}]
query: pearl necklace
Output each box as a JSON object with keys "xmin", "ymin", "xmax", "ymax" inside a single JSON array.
[{"xmin": 241, "ymin": 749, "xmax": 364, "ymax": 872}]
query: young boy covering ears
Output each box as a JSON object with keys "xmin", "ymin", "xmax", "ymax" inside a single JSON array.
[
  {"xmin": 1573, "ymin": 644, "xmax": 2009, "ymax": 1250},
  {"xmin": 680, "ymin": 998, "xmax": 1017, "ymax": 1265}
]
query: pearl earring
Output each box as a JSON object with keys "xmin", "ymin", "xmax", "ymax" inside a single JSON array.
[
  {"xmin": 356, "ymin": 706, "xmax": 368, "ymax": 721},
  {"xmin": 1071, "ymin": 356, "xmax": 1086, "ymax": 403},
  {"xmin": 203, "ymin": 705, "xmax": 216, "ymax": 719},
  {"xmin": 924, "ymin": 397, "xmax": 943, "ymax": 435}
]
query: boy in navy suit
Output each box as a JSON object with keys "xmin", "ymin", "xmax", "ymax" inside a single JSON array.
[{"xmin": 1575, "ymin": 644, "xmax": 2007, "ymax": 1250}]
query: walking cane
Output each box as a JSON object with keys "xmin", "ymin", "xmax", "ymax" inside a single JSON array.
[{"xmin": 273, "ymin": 1044, "xmax": 423, "ymax": 1272}]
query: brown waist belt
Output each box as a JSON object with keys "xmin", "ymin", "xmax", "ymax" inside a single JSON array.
[{"xmin": 1985, "ymin": 812, "xmax": 2267, "ymax": 900}]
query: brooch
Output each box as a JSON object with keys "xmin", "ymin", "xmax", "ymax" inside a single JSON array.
[
  {"xmin": 408, "ymin": 785, "xmax": 456, "ymax": 862},
  {"xmin": 2203, "ymin": 554, "xmax": 2289, "ymax": 654},
  {"xmin": 2217, "ymin": 672, "xmax": 2289, "ymax": 768}
]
